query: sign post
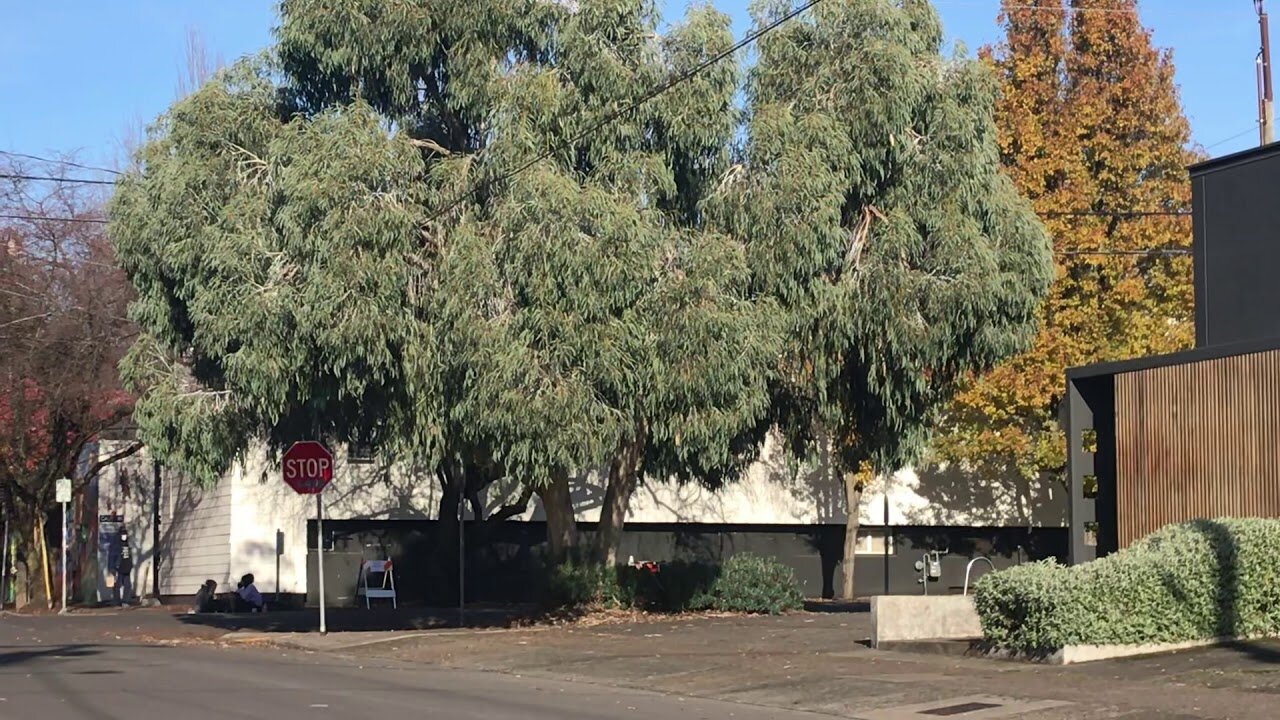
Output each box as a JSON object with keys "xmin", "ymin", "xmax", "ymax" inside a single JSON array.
[
  {"xmin": 2, "ymin": 505, "xmax": 9, "ymax": 609},
  {"xmin": 282, "ymin": 441, "xmax": 333, "ymax": 634},
  {"xmin": 56, "ymin": 477, "xmax": 71, "ymax": 614}
]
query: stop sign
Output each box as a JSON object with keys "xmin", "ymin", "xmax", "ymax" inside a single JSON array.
[{"xmin": 282, "ymin": 441, "xmax": 333, "ymax": 495}]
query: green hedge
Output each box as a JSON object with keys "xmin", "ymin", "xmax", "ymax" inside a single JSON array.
[
  {"xmin": 974, "ymin": 518, "xmax": 1280, "ymax": 652},
  {"xmin": 543, "ymin": 553, "xmax": 802, "ymax": 615}
]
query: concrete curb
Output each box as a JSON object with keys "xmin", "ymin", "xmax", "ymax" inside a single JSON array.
[
  {"xmin": 878, "ymin": 635, "xmax": 1279, "ymax": 665},
  {"xmin": 220, "ymin": 625, "xmax": 544, "ymax": 652}
]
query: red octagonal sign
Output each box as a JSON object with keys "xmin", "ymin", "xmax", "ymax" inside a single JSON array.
[{"xmin": 282, "ymin": 441, "xmax": 333, "ymax": 495}]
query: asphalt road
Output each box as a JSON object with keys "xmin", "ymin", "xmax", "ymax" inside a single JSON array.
[{"xmin": 0, "ymin": 615, "xmax": 827, "ymax": 720}]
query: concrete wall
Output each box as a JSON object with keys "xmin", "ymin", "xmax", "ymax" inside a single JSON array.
[
  {"xmin": 870, "ymin": 595, "xmax": 982, "ymax": 646},
  {"xmin": 306, "ymin": 519, "xmax": 1067, "ymax": 605}
]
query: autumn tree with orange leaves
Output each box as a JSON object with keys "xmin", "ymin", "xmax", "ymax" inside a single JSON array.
[{"xmin": 933, "ymin": 0, "xmax": 1197, "ymax": 504}]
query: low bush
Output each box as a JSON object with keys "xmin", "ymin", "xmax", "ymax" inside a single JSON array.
[
  {"xmin": 698, "ymin": 553, "xmax": 804, "ymax": 614},
  {"xmin": 542, "ymin": 562, "xmax": 624, "ymax": 610},
  {"xmin": 616, "ymin": 561, "xmax": 720, "ymax": 612},
  {"xmin": 541, "ymin": 553, "xmax": 802, "ymax": 615},
  {"xmin": 974, "ymin": 518, "xmax": 1280, "ymax": 652}
]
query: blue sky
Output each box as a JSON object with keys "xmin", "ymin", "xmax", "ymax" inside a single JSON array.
[{"xmin": 0, "ymin": 1, "xmax": 1263, "ymax": 172}]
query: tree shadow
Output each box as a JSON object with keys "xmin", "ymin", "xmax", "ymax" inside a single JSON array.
[
  {"xmin": 175, "ymin": 606, "xmax": 527, "ymax": 633},
  {"xmin": 755, "ymin": 435, "xmax": 843, "ymax": 523},
  {"xmin": 1162, "ymin": 520, "xmax": 1246, "ymax": 654},
  {"xmin": 803, "ymin": 599, "xmax": 869, "ymax": 613},
  {"xmin": 0, "ymin": 643, "xmax": 102, "ymax": 667},
  {"xmin": 902, "ymin": 460, "xmax": 1067, "ymax": 528}
]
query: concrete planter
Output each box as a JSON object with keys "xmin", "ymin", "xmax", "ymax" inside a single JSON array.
[{"xmin": 870, "ymin": 595, "xmax": 981, "ymax": 647}]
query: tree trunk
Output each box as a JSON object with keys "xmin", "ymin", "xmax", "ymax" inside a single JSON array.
[
  {"xmin": 840, "ymin": 472, "xmax": 863, "ymax": 601},
  {"xmin": 538, "ymin": 474, "xmax": 578, "ymax": 565},
  {"xmin": 594, "ymin": 431, "xmax": 645, "ymax": 567}
]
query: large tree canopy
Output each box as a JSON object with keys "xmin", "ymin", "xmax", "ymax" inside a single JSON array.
[
  {"xmin": 111, "ymin": 0, "xmax": 781, "ymax": 565},
  {"xmin": 710, "ymin": 0, "xmax": 1052, "ymax": 597},
  {"xmin": 110, "ymin": 0, "xmax": 1051, "ymax": 578}
]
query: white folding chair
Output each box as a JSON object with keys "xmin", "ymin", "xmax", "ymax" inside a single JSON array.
[{"xmin": 356, "ymin": 559, "xmax": 397, "ymax": 609}]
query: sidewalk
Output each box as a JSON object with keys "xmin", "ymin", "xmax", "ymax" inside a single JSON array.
[{"xmin": 326, "ymin": 612, "xmax": 1280, "ymax": 719}]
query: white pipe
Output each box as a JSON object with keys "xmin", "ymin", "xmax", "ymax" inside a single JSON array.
[{"xmin": 963, "ymin": 556, "xmax": 996, "ymax": 596}]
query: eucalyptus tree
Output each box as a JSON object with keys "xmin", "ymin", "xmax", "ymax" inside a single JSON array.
[
  {"xmin": 112, "ymin": 0, "xmax": 780, "ymax": 568},
  {"xmin": 712, "ymin": 0, "xmax": 1053, "ymax": 598},
  {"xmin": 111, "ymin": 60, "xmax": 430, "ymax": 484}
]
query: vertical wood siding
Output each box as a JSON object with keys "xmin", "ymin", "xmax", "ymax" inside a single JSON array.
[{"xmin": 1115, "ymin": 349, "xmax": 1280, "ymax": 548}]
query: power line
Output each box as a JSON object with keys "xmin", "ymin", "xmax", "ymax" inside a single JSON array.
[
  {"xmin": 1055, "ymin": 249, "xmax": 1190, "ymax": 256},
  {"xmin": 0, "ymin": 173, "xmax": 117, "ymax": 186},
  {"xmin": 934, "ymin": 0, "xmax": 1241, "ymax": 18},
  {"xmin": 1043, "ymin": 210, "xmax": 1190, "ymax": 218},
  {"xmin": 0, "ymin": 150, "xmax": 121, "ymax": 176},
  {"xmin": 1204, "ymin": 122, "xmax": 1263, "ymax": 150},
  {"xmin": 424, "ymin": 0, "xmax": 826, "ymax": 224},
  {"xmin": 0, "ymin": 211, "xmax": 107, "ymax": 222}
]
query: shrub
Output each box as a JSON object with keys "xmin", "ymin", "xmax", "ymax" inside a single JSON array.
[
  {"xmin": 542, "ymin": 562, "xmax": 625, "ymax": 610},
  {"xmin": 541, "ymin": 553, "xmax": 802, "ymax": 615},
  {"xmin": 542, "ymin": 560, "xmax": 717, "ymax": 612},
  {"xmin": 616, "ymin": 561, "xmax": 720, "ymax": 612},
  {"xmin": 974, "ymin": 518, "xmax": 1280, "ymax": 652},
  {"xmin": 699, "ymin": 553, "xmax": 804, "ymax": 614}
]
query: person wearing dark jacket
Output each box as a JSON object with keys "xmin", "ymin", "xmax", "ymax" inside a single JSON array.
[{"xmin": 112, "ymin": 531, "xmax": 134, "ymax": 606}]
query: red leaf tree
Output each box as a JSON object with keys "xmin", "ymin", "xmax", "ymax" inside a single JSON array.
[{"xmin": 0, "ymin": 157, "xmax": 139, "ymax": 606}]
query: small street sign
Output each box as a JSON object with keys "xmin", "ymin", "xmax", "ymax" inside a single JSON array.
[
  {"xmin": 56, "ymin": 477, "xmax": 71, "ymax": 614},
  {"xmin": 282, "ymin": 441, "xmax": 333, "ymax": 495}
]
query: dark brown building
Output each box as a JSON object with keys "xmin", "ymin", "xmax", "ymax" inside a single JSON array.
[{"xmin": 1067, "ymin": 143, "xmax": 1280, "ymax": 564}]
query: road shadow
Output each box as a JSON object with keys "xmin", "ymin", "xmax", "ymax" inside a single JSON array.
[
  {"xmin": 1223, "ymin": 640, "xmax": 1280, "ymax": 663},
  {"xmin": 176, "ymin": 606, "xmax": 530, "ymax": 633},
  {"xmin": 803, "ymin": 599, "xmax": 869, "ymax": 613},
  {"xmin": 0, "ymin": 643, "xmax": 102, "ymax": 667}
]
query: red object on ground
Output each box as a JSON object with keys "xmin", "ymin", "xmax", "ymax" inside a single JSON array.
[{"xmin": 282, "ymin": 441, "xmax": 333, "ymax": 495}]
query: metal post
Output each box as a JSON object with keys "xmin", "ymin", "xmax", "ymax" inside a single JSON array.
[
  {"xmin": 1261, "ymin": 0, "xmax": 1275, "ymax": 144},
  {"xmin": 458, "ymin": 491, "xmax": 465, "ymax": 628},
  {"xmin": 317, "ymin": 491, "xmax": 327, "ymax": 635},
  {"xmin": 882, "ymin": 488, "xmax": 889, "ymax": 595},
  {"xmin": 1, "ymin": 511, "xmax": 8, "ymax": 609},
  {"xmin": 152, "ymin": 460, "xmax": 162, "ymax": 602},
  {"xmin": 60, "ymin": 500, "xmax": 68, "ymax": 614},
  {"xmin": 276, "ymin": 529, "xmax": 283, "ymax": 604}
]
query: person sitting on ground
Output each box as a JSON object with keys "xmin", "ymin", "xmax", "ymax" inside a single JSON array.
[
  {"xmin": 189, "ymin": 579, "xmax": 219, "ymax": 614},
  {"xmin": 235, "ymin": 573, "xmax": 265, "ymax": 613}
]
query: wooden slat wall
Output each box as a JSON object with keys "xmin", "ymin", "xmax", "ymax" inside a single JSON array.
[{"xmin": 1114, "ymin": 348, "xmax": 1280, "ymax": 548}]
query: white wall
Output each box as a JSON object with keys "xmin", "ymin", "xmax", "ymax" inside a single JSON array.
[
  {"xmin": 228, "ymin": 446, "xmax": 444, "ymax": 595},
  {"xmin": 94, "ymin": 447, "xmax": 157, "ymax": 601},
  {"xmin": 95, "ymin": 442, "xmax": 234, "ymax": 598},
  {"xmin": 160, "ymin": 467, "xmax": 233, "ymax": 595}
]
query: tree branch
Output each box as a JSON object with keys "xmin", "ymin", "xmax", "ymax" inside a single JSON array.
[
  {"xmin": 76, "ymin": 441, "xmax": 145, "ymax": 491},
  {"xmin": 487, "ymin": 485, "xmax": 534, "ymax": 524}
]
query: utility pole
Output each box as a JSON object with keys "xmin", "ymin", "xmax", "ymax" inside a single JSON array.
[{"xmin": 1259, "ymin": 0, "xmax": 1275, "ymax": 144}]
